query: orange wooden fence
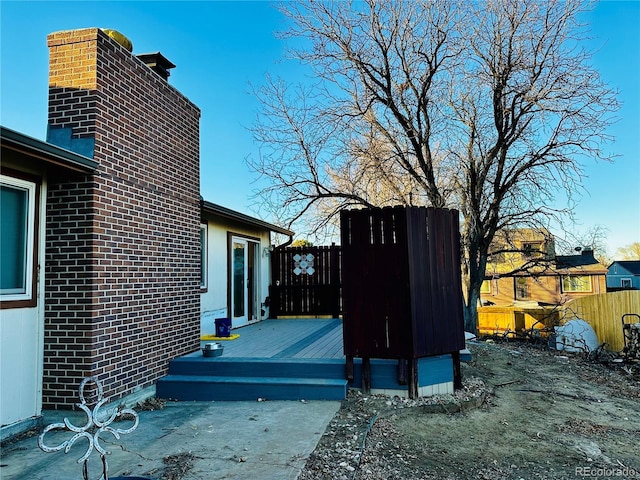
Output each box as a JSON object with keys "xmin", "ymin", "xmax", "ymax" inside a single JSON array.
[{"xmin": 560, "ymin": 290, "xmax": 640, "ymax": 352}]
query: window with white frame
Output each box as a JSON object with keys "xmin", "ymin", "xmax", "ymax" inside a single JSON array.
[
  {"xmin": 1, "ymin": 174, "xmax": 37, "ymax": 304},
  {"xmin": 621, "ymin": 278, "xmax": 632, "ymax": 289},
  {"xmin": 561, "ymin": 275, "xmax": 592, "ymax": 293},
  {"xmin": 200, "ymin": 223, "xmax": 207, "ymax": 289}
]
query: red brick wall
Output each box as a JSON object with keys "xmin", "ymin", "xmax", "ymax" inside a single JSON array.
[
  {"xmin": 44, "ymin": 28, "xmax": 201, "ymax": 408},
  {"xmin": 44, "ymin": 175, "xmax": 97, "ymax": 406}
]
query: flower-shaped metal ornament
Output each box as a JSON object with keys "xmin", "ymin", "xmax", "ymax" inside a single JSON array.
[
  {"xmin": 293, "ymin": 253, "xmax": 315, "ymax": 276},
  {"xmin": 38, "ymin": 376, "xmax": 139, "ymax": 480}
]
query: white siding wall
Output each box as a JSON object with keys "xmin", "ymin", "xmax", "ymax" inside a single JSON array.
[
  {"xmin": 0, "ymin": 307, "xmax": 43, "ymax": 425},
  {"xmin": 1, "ymin": 177, "xmax": 45, "ymax": 428},
  {"xmin": 200, "ymin": 216, "xmax": 272, "ymax": 336}
]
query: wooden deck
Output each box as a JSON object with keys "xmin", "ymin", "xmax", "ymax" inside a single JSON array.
[
  {"xmin": 201, "ymin": 318, "xmax": 344, "ymax": 359},
  {"xmin": 158, "ymin": 318, "xmax": 459, "ymax": 401}
]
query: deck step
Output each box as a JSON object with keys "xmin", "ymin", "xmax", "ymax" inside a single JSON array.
[
  {"xmin": 156, "ymin": 375, "xmax": 348, "ymax": 401},
  {"xmin": 158, "ymin": 350, "xmax": 456, "ymax": 401},
  {"xmin": 168, "ymin": 355, "xmax": 347, "ymax": 379}
]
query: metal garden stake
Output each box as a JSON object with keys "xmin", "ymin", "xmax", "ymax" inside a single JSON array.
[{"xmin": 38, "ymin": 376, "xmax": 139, "ymax": 480}]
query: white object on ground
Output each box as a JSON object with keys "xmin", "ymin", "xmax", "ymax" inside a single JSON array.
[{"xmin": 554, "ymin": 319, "xmax": 599, "ymax": 353}]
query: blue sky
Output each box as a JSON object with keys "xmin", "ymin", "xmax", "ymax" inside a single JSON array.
[{"xmin": 1, "ymin": 1, "xmax": 638, "ymax": 255}]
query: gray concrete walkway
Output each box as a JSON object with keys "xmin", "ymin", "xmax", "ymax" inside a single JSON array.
[{"xmin": 1, "ymin": 400, "xmax": 340, "ymax": 480}]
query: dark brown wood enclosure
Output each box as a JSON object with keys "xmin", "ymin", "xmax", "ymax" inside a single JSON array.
[
  {"xmin": 269, "ymin": 245, "xmax": 341, "ymax": 317},
  {"xmin": 340, "ymin": 206, "xmax": 465, "ymax": 359}
]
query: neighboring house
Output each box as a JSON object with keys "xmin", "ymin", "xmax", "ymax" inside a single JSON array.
[
  {"xmin": 552, "ymin": 248, "xmax": 608, "ymax": 300},
  {"xmin": 481, "ymin": 228, "xmax": 556, "ymax": 306},
  {"xmin": 479, "ymin": 229, "xmax": 607, "ymax": 335},
  {"xmin": 200, "ymin": 201, "xmax": 293, "ymax": 335},
  {"xmin": 482, "ymin": 229, "xmax": 607, "ymax": 306},
  {"xmin": 607, "ymin": 261, "xmax": 640, "ymax": 290}
]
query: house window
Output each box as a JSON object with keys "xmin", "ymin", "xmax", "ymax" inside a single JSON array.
[
  {"xmin": 200, "ymin": 223, "xmax": 207, "ymax": 289},
  {"xmin": 480, "ymin": 280, "xmax": 491, "ymax": 294},
  {"xmin": 561, "ymin": 275, "xmax": 592, "ymax": 293},
  {"xmin": 515, "ymin": 277, "xmax": 529, "ymax": 299},
  {"xmin": 1, "ymin": 174, "xmax": 37, "ymax": 305},
  {"xmin": 522, "ymin": 242, "xmax": 542, "ymax": 258},
  {"xmin": 621, "ymin": 278, "xmax": 632, "ymax": 289}
]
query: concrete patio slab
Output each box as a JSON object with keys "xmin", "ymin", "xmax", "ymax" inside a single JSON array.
[{"xmin": 1, "ymin": 399, "xmax": 340, "ymax": 480}]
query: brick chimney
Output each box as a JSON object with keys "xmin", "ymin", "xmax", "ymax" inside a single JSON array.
[
  {"xmin": 136, "ymin": 52, "xmax": 175, "ymax": 81},
  {"xmin": 44, "ymin": 28, "xmax": 201, "ymax": 408},
  {"xmin": 581, "ymin": 247, "xmax": 597, "ymax": 262}
]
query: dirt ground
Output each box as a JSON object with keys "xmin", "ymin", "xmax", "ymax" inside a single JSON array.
[{"xmin": 299, "ymin": 340, "xmax": 640, "ymax": 480}]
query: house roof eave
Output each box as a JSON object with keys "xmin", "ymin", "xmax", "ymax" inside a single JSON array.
[
  {"xmin": 201, "ymin": 200, "xmax": 294, "ymax": 237},
  {"xmin": 608, "ymin": 260, "xmax": 640, "ymax": 275},
  {"xmin": 1, "ymin": 125, "xmax": 98, "ymax": 173}
]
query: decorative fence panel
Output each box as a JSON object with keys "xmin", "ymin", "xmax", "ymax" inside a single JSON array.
[{"xmin": 269, "ymin": 245, "xmax": 342, "ymax": 317}]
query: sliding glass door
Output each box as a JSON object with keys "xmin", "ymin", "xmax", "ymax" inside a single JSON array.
[{"xmin": 230, "ymin": 237, "xmax": 259, "ymax": 328}]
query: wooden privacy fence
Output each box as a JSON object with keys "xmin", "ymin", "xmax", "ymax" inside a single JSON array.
[
  {"xmin": 560, "ymin": 290, "xmax": 640, "ymax": 352},
  {"xmin": 269, "ymin": 245, "xmax": 342, "ymax": 317},
  {"xmin": 340, "ymin": 206, "xmax": 466, "ymax": 397},
  {"xmin": 340, "ymin": 206, "xmax": 465, "ymax": 359},
  {"xmin": 478, "ymin": 306, "xmax": 559, "ymax": 337}
]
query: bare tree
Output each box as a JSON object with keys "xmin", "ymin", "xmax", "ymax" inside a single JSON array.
[
  {"xmin": 615, "ymin": 242, "xmax": 640, "ymax": 261},
  {"xmin": 554, "ymin": 224, "xmax": 612, "ymax": 265},
  {"xmin": 249, "ymin": 0, "xmax": 619, "ymax": 332}
]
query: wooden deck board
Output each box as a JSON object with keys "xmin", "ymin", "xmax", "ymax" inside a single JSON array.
[
  {"xmin": 204, "ymin": 319, "xmax": 344, "ymax": 360},
  {"xmin": 294, "ymin": 324, "xmax": 344, "ymax": 359}
]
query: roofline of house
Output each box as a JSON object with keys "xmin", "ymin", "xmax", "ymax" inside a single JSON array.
[
  {"xmin": 607, "ymin": 260, "xmax": 640, "ymax": 271},
  {"xmin": 485, "ymin": 265, "xmax": 609, "ymax": 279},
  {"xmin": 1, "ymin": 125, "xmax": 98, "ymax": 173},
  {"xmin": 201, "ymin": 199, "xmax": 294, "ymax": 238}
]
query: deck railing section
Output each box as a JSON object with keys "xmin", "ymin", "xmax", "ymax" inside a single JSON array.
[{"xmin": 269, "ymin": 245, "xmax": 342, "ymax": 318}]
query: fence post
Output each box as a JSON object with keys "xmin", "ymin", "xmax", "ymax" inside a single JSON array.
[
  {"xmin": 270, "ymin": 248, "xmax": 280, "ymax": 318},
  {"xmin": 330, "ymin": 243, "xmax": 341, "ymax": 318}
]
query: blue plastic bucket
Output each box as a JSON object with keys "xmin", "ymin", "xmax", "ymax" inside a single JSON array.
[{"xmin": 214, "ymin": 318, "xmax": 232, "ymax": 337}]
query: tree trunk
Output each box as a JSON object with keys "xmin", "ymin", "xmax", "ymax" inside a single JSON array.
[{"xmin": 463, "ymin": 287, "xmax": 480, "ymax": 335}]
